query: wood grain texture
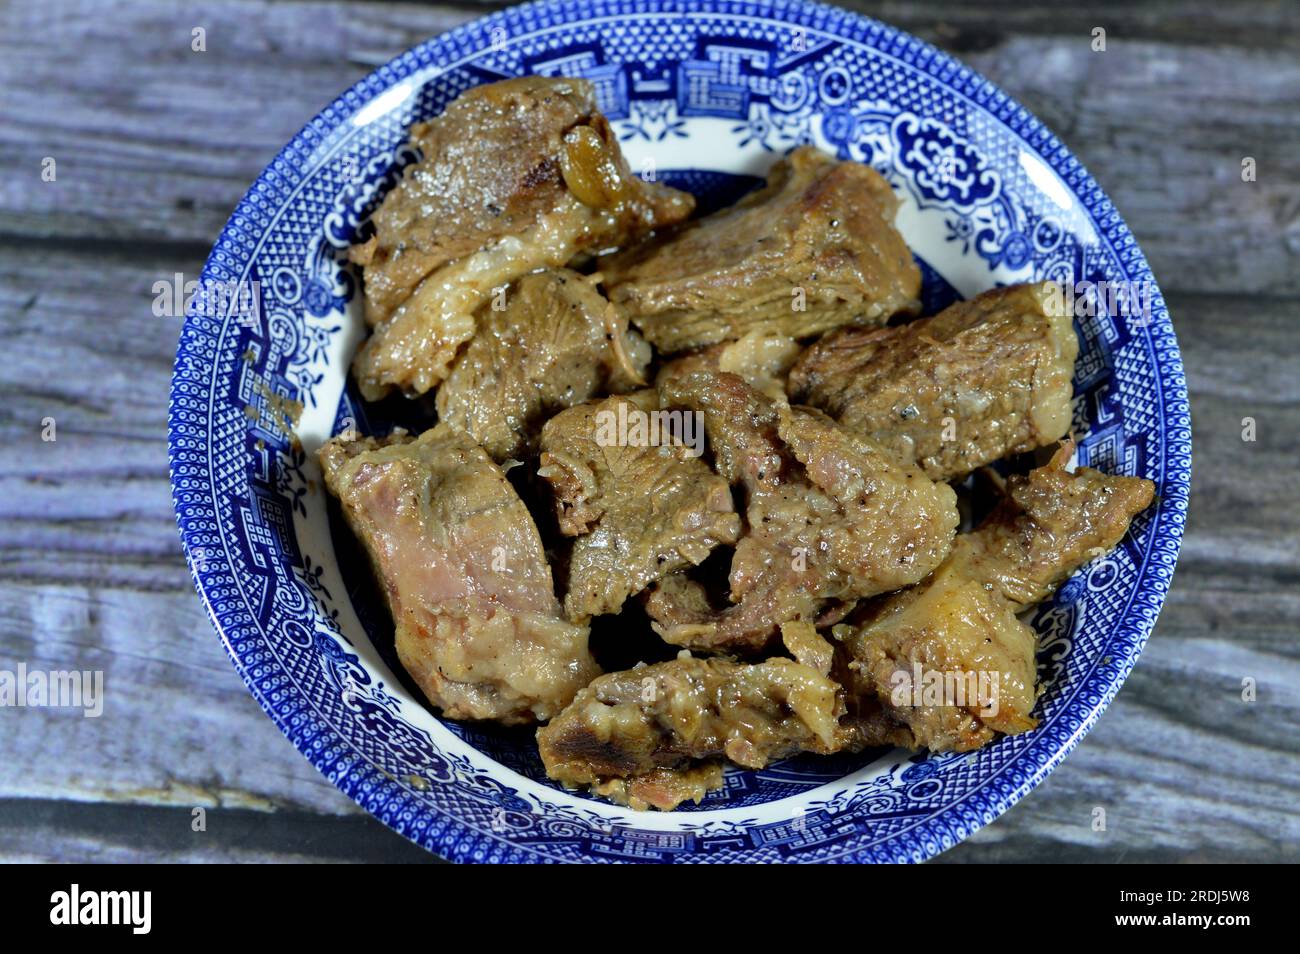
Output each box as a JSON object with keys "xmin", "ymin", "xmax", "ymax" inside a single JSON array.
[
  {"xmin": 0, "ymin": 1, "xmax": 473, "ymax": 246},
  {"xmin": 0, "ymin": 0, "xmax": 1296, "ymax": 863},
  {"xmin": 3, "ymin": 1, "xmax": 1298, "ymax": 297}
]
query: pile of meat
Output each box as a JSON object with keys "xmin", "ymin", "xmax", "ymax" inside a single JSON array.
[{"xmin": 320, "ymin": 76, "xmax": 1155, "ymax": 810}]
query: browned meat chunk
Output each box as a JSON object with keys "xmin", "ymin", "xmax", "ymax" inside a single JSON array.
[
  {"xmin": 648, "ymin": 365, "xmax": 958, "ymax": 654},
  {"xmin": 602, "ymin": 145, "xmax": 921, "ymax": 353},
  {"xmin": 836, "ymin": 444, "xmax": 1155, "ymax": 751},
  {"xmin": 776, "ymin": 406, "xmax": 959, "ymax": 596},
  {"xmin": 537, "ymin": 654, "xmax": 846, "ymax": 808},
  {"xmin": 837, "ymin": 558, "xmax": 1040, "ymax": 752},
  {"xmin": 656, "ymin": 354, "xmax": 786, "ymax": 489},
  {"xmin": 957, "ymin": 444, "xmax": 1157, "ymax": 609},
  {"xmin": 319, "ymin": 424, "xmax": 599, "ymax": 724},
  {"xmin": 538, "ymin": 448, "xmax": 1150, "ymax": 807},
  {"xmin": 780, "ymin": 620, "xmax": 836, "ymax": 676},
  {"xmin": 435, "ymin": 269, "xmax": 650, "ymax": 462},
  {"xmin": 789, "ymin": 282, "xmax": 1078, "ymax": 480},
  {"xmin": 713, "ymin": 329, "xmax": 803, "ymax": 400},
  {"xmin": 591, "ymin": 763, "xmax": 726, "ymax": 812},
  {"xmin": 351, "ymin": 76, "xmax": 694, "ymax": 399},
  {"xmin": 537, "ymin": 392, "xmax": 742, "ymax": 621}
]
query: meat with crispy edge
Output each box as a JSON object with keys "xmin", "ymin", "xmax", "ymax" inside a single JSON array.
[
  {"xmin": 318, "ymin": 424, "xmax": 599, "ymax": 724},
  {"xmin": 351, "ymin": 76, "xmax": 694, "ymax": 400},
  {"xmin": 591, "ymin": 763, "xmax": 727, "ymax": 812},
  {"xmin": 435, "ymin": 269, "xmax": 651, "ymax": 462},
  {"xmin": 537, "ymin": 391, "xmax": 742, "ymax": 622},
  {"xmin": 645, "ymin": 359, "xmax": 958, "ymax": 654},
  {"xmin": 789, "ymin": 282, "xmax": 1078, "ymax": 480},
  {"xmin": 537, "ymin": 650, "xmax": 846, "ymax": 809},
  {"xmin": 836, "ymin": 444, "xmax": 1156, "ymax": 752},
  {"xmin": 601, "ymin": 145, "xmax": 921, "ymax": 353}
]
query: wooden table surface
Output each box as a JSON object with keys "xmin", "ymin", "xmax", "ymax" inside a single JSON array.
[{"xmin": 1, "ymin": 0, "xmax": 1297, "ymax": 864}]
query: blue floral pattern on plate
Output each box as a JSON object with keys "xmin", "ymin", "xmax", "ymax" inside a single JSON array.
[{"xmin": 168, "ymin": 0, "xmax": 1190, "ymax": 863}]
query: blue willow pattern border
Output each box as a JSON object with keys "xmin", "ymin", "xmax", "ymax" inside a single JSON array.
[{"xmin": 168, "ymin": 0, "xmax": 1190, "ymax": 863}]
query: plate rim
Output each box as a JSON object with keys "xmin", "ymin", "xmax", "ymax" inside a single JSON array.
[{"xmin": 167, "ymin": 0, "xmax": 1192, "ymax": 863}]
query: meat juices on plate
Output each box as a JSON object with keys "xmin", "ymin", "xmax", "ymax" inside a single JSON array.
[
  {"xmin": 646, "ymin": 360, "xmax": 959, "ymax": 655},
  {"xmin": 537, "ymin": 391, "xmax": 742, "ymax": 622},
  {"xmin": 835, "ymin": 444, "xmax": 1156, "ymax": 752},
  {"xmin": 350, "ymin": 76, "xmax": 694, "ymax": 400},
  {"xmin": 601, "ymin": 145, "xmax": 921, "ymax": 353},
  {"xmin": 435, "ymin": 268, "xmax": 650, "ymax": 463},
  {"xmin": 789, "ymin": 281, "xmax": 1079, "ymax": 481},
  {"xmin": 318, "ymin": 425, "xmax": 599, "ymax": 724}
]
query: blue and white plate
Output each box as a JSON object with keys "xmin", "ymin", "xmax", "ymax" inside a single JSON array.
[{"xmin": 168, "ymin": 0, "xmax": 1190, "ymax": 863}]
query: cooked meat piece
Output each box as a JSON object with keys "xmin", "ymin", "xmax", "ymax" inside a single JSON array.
[
  {"xmin": 781, "ymin": 620, "xmax": 835, "ymax": 677},
  {"xmin": 789, "ymin": 282, "xmax": 1078, "ymax": 480},
  {"xmin": 836, "ymin": 559, "xmax": 1040, "ymax": 751},
  {"xmin": 318, "ymin": 424, "xmax": 598, "ymax": 724},
  {"xmin": 435, "ymin": 269, "xmax": 650, "ymax": 462},
  {"xmin": 716, "ymin": 329, "xmax": 803, "ymax": 400},
  {"xmin": 601, "ymin": 145, "xmax": 920, "ymax": 354},
  {"xmin": 592, "ymin": 763, "xmax": 726, "ymax": 811},
  {"xmin": 775, "ymin": 405, "xmax": 960, "ymax": 595},
  {"xmin": 537, "ymin": 654, "xmax": 846, "ymax": 806},
  {"xmin": 352, "ymin": 76, "xmax": 607, "ymax": 328},
  {"xmin": 959, "ymin": 443, "xmax": 1157, "ymax": 609},
  {"xmin": 649, "ymin": 329, "xmax": 801, "ymax": 413},
  {"xmin": 657, "ymin": 355, "xmax": 786, "ymax": 489},
  {"xmin": 835, "ymin": 443, "xmax": 1155, "ymax": 751},
  {"xmin": 537, "ymin": 392, "xmax": 742, "ymax": 621},
  {"xmin": 351, "ymin": 76, "xmax": 694, "ymax": 399},
  {"xmin": 648, "ymin": 368, "xmax": 958, "ymax": 654}
]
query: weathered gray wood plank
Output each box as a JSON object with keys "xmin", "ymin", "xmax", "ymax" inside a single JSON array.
[
  {"xmin": 1, "ymin": 1, "xmax": 1297, "ymax": 296},
  {"xmin": 0, "ymin": 245, "xmax": 199, "ymax": 591},
  {"xmin": 0, "ymin": 244, "xmax": 356, "ymax": 814},
  {"xmin": 2, "ymin": 237, "xmax": 1298, "ymax": 860},
  {"xmin": 359, "ymin": 0, "xmax": 1300, "ymax": 52},
  {"xmin": 0, "ymin": 580, "xmax": 364, "ymax": 814},
  {"xmin": 1, "ymin": 0, "xmax": 1297, "ymax": 862},
  {"xmin": 964, "ymin": 40, "xmax": 1300, "ymax": 297},
  {"xmin": 854, "ymin": 0, "xmax": 1300, "ymax": 52},
  {"xmin": 0, "ymin": 2, "xmax": 473, "ymax": 245},
  {"xmin": 0, "ymin": 799, "xmax": 438, "ymax": 863}
]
